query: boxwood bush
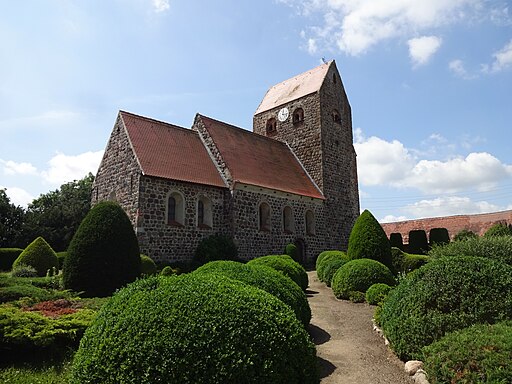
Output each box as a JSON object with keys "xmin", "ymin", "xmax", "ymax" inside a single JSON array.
[
  {"xmin": 428, "ymin": 227, "xmax": 450, "ymax": 246},
  {"xmin": 194, "ymin": 234, "xmax": 238, "ymax": 265},
  {"xmin": 194, "ymin": 260, "xmax": 311, "ymax": 326},
  {"xmin": 391, "ymin": 247, "xmax": 430, "ymax": 274},
  {"xmin": 247, "ymin": 255, "xmax": 308, "ymax": 291},
  {"xmin": 316, "ymin": 251, "xmax": 348, "ymax": 283},
  {"xmin": 284, "ymin": 243, "xmax": 300, "ymax": 263},
  {"xmin": 347, "ymin": 210, "xmax": 393, "ymax": 271},
  {"xmin": 140, "ymin": 254, "xmax": 157, "ymax": 276},
  {"xmin": 70, "ymin": 274, "xmax": 319, "ymax": 384},
  {"xmin": 380, "ymin": 256, "xmax": 512, "ymax": 360},
  {"xmin": 331, "ymin": 259, "xmax": 395, "ymax": 301},
  {"xmin": 0, "ymin": 248, "xmax": 23, "ymax": 271},
  {"xmin": 63, "ymin": 201, "xmax": 141, "ymax": 297},
  {"xmin": 422, "ymin": 322, "xmax": 512, "ymax": 383},
  {"xmin": 428, "ymin": 236, "xmax": 512, "ymax": 266},
  {"xmin": 12, "ymin": 237, "xmax": 58, "ymax": 277},
  {"xmin": 322, "ymin": 258, "xmax": 348, "ymax": 287},
  {"xmin": 365, "ymin": 283, "xmax": 392, "ymax": 305}
]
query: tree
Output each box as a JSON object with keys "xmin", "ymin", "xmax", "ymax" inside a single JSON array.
[
  {"xmin": 19, "ymin": 173, "xmax": 94, "ymax": 251},
  {"xmin": 0, "ymin": 189, "xmax": 25, "ymax": 248}
]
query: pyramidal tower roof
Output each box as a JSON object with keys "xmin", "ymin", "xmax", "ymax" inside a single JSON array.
[{"xmin": 254, "ymin": 60, "xmax": 334, "ymax": 115}]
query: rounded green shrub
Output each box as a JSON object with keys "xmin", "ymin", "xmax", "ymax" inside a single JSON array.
[
  {"xmin": 0, "ymin": 284, "xmax": 55, "ymax": 303},
  {"xmin": 428, "ymin": 236, "xmax": 512, "ymax": 266},
  {"xmin": 391, "ymin": 247, "xmax": 430, "ymax": 274},
  {"xmin": 70, "ymin": 274, "xmax": 319, "ymax": 384},
  {"xmin": 160, "ymin": 266, "xmax": 176, "ymax": 276},
  {"xmin": 0, "ymin": 248, "xmax": 23, "ymax": 271},
  {"xmin": 331, "ymin": 259, "xmax": 395, "ymax": 300},
  {"xmin": 284, "ymin": 243, "xmax": 300, "ymax": 263},
  {"xmin": 423, "ymin": 322, "xmax": 512, "ymax": 384},
  {"xmin": 429, "ymin": 227, "xmax": 450, "ymax": 246},
  {"xmin": 380, "ymin": 256, "xmax": 512, "ymax": 360},
  {"xmin": 247, "ymin": 255, "xmax": 308, "ymax": 291},
  {"xmin": 194, "ymin": 260, "xmax": 311, "ymax": 326},
  {"xmin": 347, "ymin": 210, "xmax": 393, "ymax": 271},
  {"xmin": 194, "ymin": 234, "xmax": 238, "ymax": 265},
  {"xmin": 365, "ymin": 283, "xmax": 392, "ymax": 305},
  {"xmin": 12, "ymin": 237, "xmax": 58, "ymax": 277},
  {"xmin": 389, "ymin": 233, "xmax": 403, "ymax": 249},
  {"xmin": 408, "ymin": 229, "xmax": 429, "ymax": 254},
  {"xmin": 322, "ymin": 258, "xmax": 348, "ymax": 287},
  {"xmin": 140, "ymin": 254, "xmax": 157, "ymax": 276},
  {"xmin": 63, "ymin": 201, "xmax": 141, "ymax": 297},
  {"xmin": 484, "ymin": 222, "xmax": 512, "ymax": 238},
  {"xmin": 453, "ymin": 228, "xmax": 478, "ymax": 241},
  {"xmin": 316, "ymin": 251, "xmax": 348, "ymax": 283}
]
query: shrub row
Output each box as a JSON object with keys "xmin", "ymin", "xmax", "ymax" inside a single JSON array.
[
  {"xmin": 390, "ymin": 247, "xmax": 430, "ymax": 274},
  {"xmin": 247, "ymin": 255, "xmax": 308, "ymax": 291},
  {"xmin": 316, "ymin": 250, "xmax": 348, "ymax": 284}
]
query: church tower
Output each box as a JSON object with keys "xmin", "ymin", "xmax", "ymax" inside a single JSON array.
[{"xmin": 253, "ymin": 60, "xmax": 360, "ymax": 249}]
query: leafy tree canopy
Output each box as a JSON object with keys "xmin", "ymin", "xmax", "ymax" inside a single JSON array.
[{"xmin": 0, "ymin": 189, "xmax": 25, "ymax": 248}]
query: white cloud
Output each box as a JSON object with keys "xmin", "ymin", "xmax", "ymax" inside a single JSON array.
[
  {"xmin": 380, "ymin": 214, "xmax": 408, "ymax": 223},
  {"xmin": 1, "ymin": 186, "xmax": 34, "ymax": 208},
  {"xmin": 285, "ymin": 0, "xmax": 482, "ymax": 56},
  {"xmin": 407, "ymin": 36, "xmax": 442, "ymax": 66},
  {"xmin": 403, "ymin": 196, "xmax": 502, "ymax": 218},
  {"xmin": 355, "ymin": 130, "xmax": 512, "ymax": 194},
  {"xmin": 152, "ymin": 0, "xmax": 170, "ymax": 13},
  {"xmin": 41, "ymin": 150, "xmax": 104, "ymax": 186},
  {"xmin": 1, "ymin": 159, "xmax": 37, "ymax": 175},
  {"xmin": 485, "ymin": 39, "xmax": 512, "ymax": 72},
  {"xmin": 449, "ymin": 59, "xmax": 475, "ymax": 79},
  {"xmin": 307, "ymin": 38, "xmax": 318, "ymax": 54}
]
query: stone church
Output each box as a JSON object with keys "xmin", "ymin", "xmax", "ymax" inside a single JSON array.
[{"xmin": 92, "ymin": 60, "xmax": 360, "ymax": 264}]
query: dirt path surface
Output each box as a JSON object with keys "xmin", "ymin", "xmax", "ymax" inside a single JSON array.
[{"xmin": 307, "ymin": 271, "xmax": 412, "ymax": 384}]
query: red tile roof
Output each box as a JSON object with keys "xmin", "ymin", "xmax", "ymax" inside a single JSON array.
[
  {"xmin": 198, "ymin": 115, "xmax": 324, "ymax": 199},
  {"xmin": 255, "ymin": 61, "xmax": 332, "ymax": 114},
  {"xmin": 120, "ymin": 111, "xmax": 226, "ymax": 188}
]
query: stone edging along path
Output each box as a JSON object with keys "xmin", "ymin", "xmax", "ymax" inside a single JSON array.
[{"xmin": 306, "ymin": 271, "xmax": 429, "ymax": 384}]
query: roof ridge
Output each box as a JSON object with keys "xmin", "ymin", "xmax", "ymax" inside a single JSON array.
[
  {"xmin": 119, "ymin": 110, "xmax": 193, "ymax": 134},
  {"xmin": 197, "ymin": 113, "xmax": 290, "ymax": 147}
]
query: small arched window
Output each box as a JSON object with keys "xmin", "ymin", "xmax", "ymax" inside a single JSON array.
[
  {"xmin": 259, "ymin": 202, "xmax": 271, "ymax": 231},
  {"xmin": 108, "ymin": 191, "xmax": 117, "ymax": 202},
  {"xmin": 292, "ymin": 108, "xmax": 304, "ymax": 124},
  {"xmin": 167, "ymin": 191, "xmax": 185, "ymax": 226},
  {"xmin": 332, "ymin": 109, "xmax": 341, "ymax": 124},
  {"xmin": 283, "ymin": 206, "xmax": 294, "ymax": 233},
  {"xmin": 266, "ymin": 118, "xmax": 277, "ymax": 135},
  {"xmin": 305, "ymin": 210, "xmax": 315, "ymax": 235},
  {"xmin": 197, "ymin": 195, "xmax": 213, "ymax": 229}
]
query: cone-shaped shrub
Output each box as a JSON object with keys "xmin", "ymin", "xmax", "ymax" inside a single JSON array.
[
  {"xmin": 380, "ymin": 256, "xmax": 512, "ymax": 360},
  {"xmin": 248, "ymin": 255, "xmax": 308, "ymax": 291},
  {"xmin": 70, "ymin": 274, "xmax": 319, "ymax": 384},
  {"xmin": 12, "ymin": 237, "xmax": 58, "ymax": 277},
  {"xmin": 347, "ymin": 210, "xmax": 393, "ymax": 271},
  {"xmin": 331, "ymin": 258, "xmax": 395, "ymax": 300},
  {"xmin": 63, "ymin": 201, "xmax": 140, "ymax": 297},
  {"xmin": 194, "ymin": 260, "xmax": 311, "ymax": 326}
]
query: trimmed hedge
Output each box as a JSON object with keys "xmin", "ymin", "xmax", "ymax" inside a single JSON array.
[
  {"xmin": 365, "ymin": 283, "xmax": 392, "ymax": 305},
  {"xmin": 12, "ymin": 237, "xmax": 58, "ymax": 277},
  {"xmin": 391, "ymin": 247, "xmax": 430, "ymax": 274},
  {"xmin": 423, "ymin": 322, "xmax": 512, "ymax": 383},
  {"xmin": 315, "ymin": 250, "xmax": 339, "ymax": 271},
  {"xmin": 194, "ymin": 234, "xmax": 238, "ymax": 265},
  {"xmin": 322, "ymin": 258, "xmax": 347, "ymax": 287},
  {"xmin": 70, "ymin": 274, "xmax": 319, "ymax": 384},
  {"xmin": 389, "ymin": 233, "xmax": 403, "ymax": 249},
  {"xmin": 285, "ymin": 243, "xmax": 300, "ymax": 263},
  {"xmin": 408, "ymin": 230, "xmax": 429, "ymax": 254},
  {"xmin": 380, "ymin": 256, "xmax": 512, "ymax": 360},
  {"xmin": 347, "ymin": 210, "xmax": 393, "ymax": 271},
  {"xmin": 140, "ymin": 254, "xmax": 157, "ymax": 276},
  {"xmin": 331, "ymin": 259, "xmax": 395, "ymax": 300},
  {"xmin": 428, "ymin": 236, "xmax": 512, "ymax": 266},
  {"xmin": 0, "ymin": 248, "xmax": 23, "ymax": 271},
  {"xmin": 428, "ymin": 227, "xmax": 450, "ymax": 246},
  {"xmin": 316, "ymin": 251, "xmax": 348, "ymax": 283},
  {"xmin": 63, "ymin": 201, "xmax": 141, "ymax": 297},
  {"xmin": 194, "ymin": 260, "xmax": 311, "ymax": 326},
  {"xmin": 247, "ymin": 255, "xmax": 308, "ymax": 291}
]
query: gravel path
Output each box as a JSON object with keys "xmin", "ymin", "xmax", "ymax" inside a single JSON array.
[{"xmin": 307, "ymin": 271, "xmax": 412, "ymax": 384}]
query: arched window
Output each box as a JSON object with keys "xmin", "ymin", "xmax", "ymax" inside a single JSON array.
[
  {"xmin": 167, "ymin": 191, "xmax": 185, "ymax": 226},
  {"xmin": 283, "ymin": 206, "xmax": 294, "ymax": 233},
  {"xmin": 259, "ymin": 202, "xmax": 271, "ymax": 231},
  {"xmin": 108, "ymin": 191, "xmax": 117, "ymax": 202},
  {"xmin": 292, "ymin": 108, "xmax": 304, "ymax": 124},
  {"xmin": 197, "ymin": 195, "xmax": 213, "ymax": 229},
  {"xmin": 332, "ymin": 109, "xmax": 341, "ymax": 124},
  {"xmin": 305, "ymin": 210, "xmax": 315, "ymax": 235},
  {"xmin": 266, "ymin": 118, "xmax": 277, "ymax": 135}
]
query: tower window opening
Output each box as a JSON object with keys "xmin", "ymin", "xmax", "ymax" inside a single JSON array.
[
  {"xmin": 332, "ymin": 109, "xmax": 341, "ymax": 124},
  {"xmin": 292, "ymin": 108, "xmax": 304, "ymax": 124},
  {"xmin": 266, "ymin": 118, "xmax": 277, "ymax": 135}
]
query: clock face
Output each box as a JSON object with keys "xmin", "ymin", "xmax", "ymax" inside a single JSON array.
[{"xmin": 278, "ymin": 107, "xmax": 289, "ymax": 122}]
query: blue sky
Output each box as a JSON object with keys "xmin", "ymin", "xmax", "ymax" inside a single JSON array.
[{"xmin": 1, "ymin": 0, "xmax": 511, "ymax": 223}]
